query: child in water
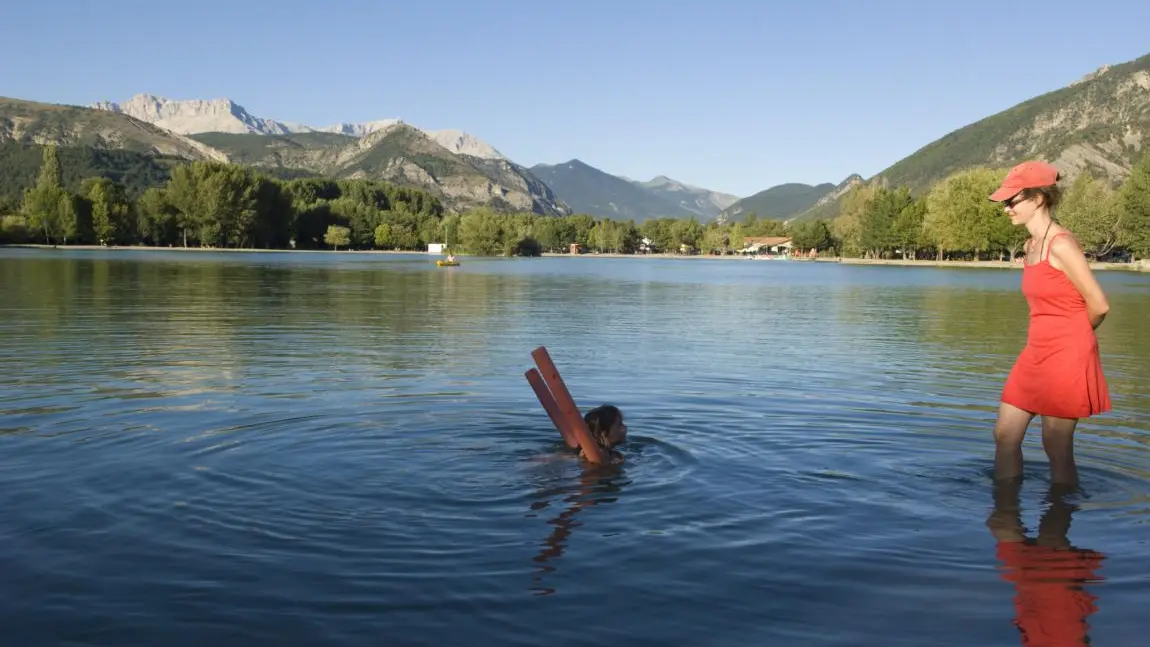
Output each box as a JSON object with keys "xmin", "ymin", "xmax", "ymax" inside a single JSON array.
[{"xmin": 580, "ymin": 404, "xmax": 628, "ymax": 464}]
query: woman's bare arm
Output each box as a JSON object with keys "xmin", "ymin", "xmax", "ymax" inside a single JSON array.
[{"xmin": 1049, "ymin": 235, "xmax": 1109, "ymax": 329}]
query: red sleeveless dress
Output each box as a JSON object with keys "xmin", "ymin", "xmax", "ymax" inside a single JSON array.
[{"xmin": 1001, "ymin": 233, "xmax": 1111, "ymax": 419}]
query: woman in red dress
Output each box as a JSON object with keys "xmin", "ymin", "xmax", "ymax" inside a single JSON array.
[{"xmin": 989, "ymin": 161, "xmax": 1112, "ymax": 486}]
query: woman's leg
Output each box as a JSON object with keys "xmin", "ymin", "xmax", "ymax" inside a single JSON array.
[
  {"xmin": 993, "ymin": 402, "xmax": 1034, "ymax": 481},
  {"xmin": 1041, "ymin": 415, "xmax": 1080, "ymax": 486}
]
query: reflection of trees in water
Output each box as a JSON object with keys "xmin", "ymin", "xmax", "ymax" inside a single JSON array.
[
  {"xmin": 3, "ymin": 253, "xmax": 540, "ymax": 382},
  {"xmin": 870, "ymin": 286, "xmax": 1028, "ymax": 375},
  {"xmin": 987, "ymin": 479, "xmax": 1106, "ymax": 646},
  {"xmin": 1092, "ymin": 289, "xmax": 1150, "ymax": 425},
  {"xmin": 2, "ymin": 256, "xmax": 237, "ymax": 380},
  {"xmin": 526, "ymin": 468, "xmax": 627, "ymax": 596},
  {"xmin": 916, "ymin": 283, "xmax": 1150, "ymax": 445}
]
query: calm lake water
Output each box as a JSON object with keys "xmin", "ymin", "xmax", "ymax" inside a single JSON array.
[{"xmin": 2, "ymin": 247, "xmax": 1148, "ymax": 647}]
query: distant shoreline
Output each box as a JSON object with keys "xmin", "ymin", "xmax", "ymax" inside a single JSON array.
[
  {"xmin": 4, "ymin": 244, "xmax": 1146, "ymax": 272},
  {"xmin": 837, "ymin": 257, "xmax": 1148, "ymax": 272},
  {"xmin": 1, "ymin": 244, "xmax": 428, "ymax": 256},
  {"xmin": 545, "ymin": 252, "xmax": 1148, "ymax": 272}
]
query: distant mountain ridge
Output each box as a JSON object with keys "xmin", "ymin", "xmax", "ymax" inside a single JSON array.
[
  {"xmin": 1, "ymin": 96, "xmax": 227, "ymax": 163},
  {"xmin": 189, "ymin": 125, "xmax": 567, "ymax": 215},
  {"xmin": 781, "ymin": 53, "xmax": 1150, "ymax": 223},
  {"xmin": 91, "ymin": 93, "xmax": 742, "ymax": 221},
  {"xmin": 92, "ymin": 94, "xmax": 507, "ymax": 161},
  {"xmin": 90, "ymin": 94, "xmax": 301, "ymax": 136},
  {"xmin": 529, "ymin": 160, "xmax": 739, "ymax": 222},
  {"xmin": 16, "ymin": 50, "xmax": 1147, "ymax": 227},
  {"xmin": 718, "ymin": 181, "xmax": 838, "ymax": 223},
  {"xmin": 636, "ymin": 175, "xmax": 740, "ymax": 220},
  {"xmin": 871, "ymin": 55, "xmax": 1150, "ymax": 191},
  {"xmin": 1, "ymin": 95, "xmax": 564, "ymax": 215}
]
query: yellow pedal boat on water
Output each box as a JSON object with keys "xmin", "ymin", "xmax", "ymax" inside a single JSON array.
[{"xmin": 436, "ymin": 259, "xmax": 460, "ymax": 267}]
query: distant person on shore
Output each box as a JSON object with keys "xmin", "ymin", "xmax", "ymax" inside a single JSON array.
[
  {"xmin": 988, "ymin": 161, "xmax": 1111, "ymax": 486},
  {"xmin": 580, "ymin": 404, "xmax": 628, "ymax": 464}
]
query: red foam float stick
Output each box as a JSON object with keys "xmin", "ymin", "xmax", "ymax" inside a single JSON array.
[
  {"xmin": 525, "ymin": 368, "xmax": 578, "ymax": 448},
  {"xmin": 530, "ymin": 346, "xmax": 604, "ymax": 464}
]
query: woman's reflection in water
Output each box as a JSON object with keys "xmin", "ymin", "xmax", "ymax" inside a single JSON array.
[
  {"xmin": 527, "ymin": 466, "xmax": 628, "ymax": 596},
  {"xmin": 987, "ymin": 479, "xmax": 1106, "ymax": 646}
]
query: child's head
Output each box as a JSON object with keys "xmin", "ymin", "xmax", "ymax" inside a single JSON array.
[{"xmin": 584, "ymin": 404, "xmax": 627, "ymax": 448}]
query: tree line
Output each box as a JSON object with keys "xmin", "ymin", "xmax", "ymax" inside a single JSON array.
[
  {"xmin": 1, "ymin": 144, "xmax": 1147, "ymax": 260},
  {"xmin": 829, "ymin": 155, "xmax": 1150, "ymax": 261}
]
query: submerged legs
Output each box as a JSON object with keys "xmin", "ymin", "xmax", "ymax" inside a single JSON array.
[
  {"xmin": 992, "ymin": 401, "xmax": 1079, "ymax": 486},
  {"xmin": 993, "ymin": 402, "xmax": 1034, "ymax": 482},
  {"xmin": 1041, "ymin": 415, "xmax": 1080, "ymax": 487}
]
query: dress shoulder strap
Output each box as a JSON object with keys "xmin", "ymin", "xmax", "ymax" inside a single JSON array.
[{"xmin": 1043, "ymin": 231, "xmax": 1074, "ymax": 261}]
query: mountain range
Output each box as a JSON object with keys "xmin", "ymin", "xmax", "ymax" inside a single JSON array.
[
  {"xmin": 528, "ymin": 160, "xmax": 740, "ymax": 221},
  {"xmin": 2, "ymin": 50, "xmax": 1147, "ymax": 223},
  {"xmin": 92, "ymin": 94, "xmax": 507, "ymax": 159},
  {"xmin": 89, "ymin": 94, "xmax": 751, "ymax": 221}
]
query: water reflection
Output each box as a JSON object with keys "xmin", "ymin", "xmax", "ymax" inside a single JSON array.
[
  {"xmin": 527, "ymin": 464, "xmax": 629, "ymax": 596},
  {"xmin": 987, "ymin": 479, "xmax": 1106, "ymax": 646}
]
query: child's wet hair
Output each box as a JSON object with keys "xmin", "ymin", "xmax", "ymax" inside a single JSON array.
[{"xmin": 583, "ymin": 404, "xmax": 622, "ymax": 448}]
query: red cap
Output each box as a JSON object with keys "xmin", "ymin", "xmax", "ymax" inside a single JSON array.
[{"xmin": 989, "ymin": 161, "xmax": 1061, "ymax": 201}]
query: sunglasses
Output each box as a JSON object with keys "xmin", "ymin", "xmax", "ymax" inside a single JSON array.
[{"xmin": 1002, "ymin": 194, "xmax": 1028, "ymax": 209}]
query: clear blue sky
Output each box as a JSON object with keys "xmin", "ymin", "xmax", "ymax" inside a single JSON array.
[{"xmin": 2, "ymin": 0, "xmax": 1147, "ymax": 197}]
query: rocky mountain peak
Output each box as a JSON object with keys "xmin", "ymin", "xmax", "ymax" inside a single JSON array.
[{"xmin": 91, "ymin": 93, "xmax": 299, "ymax": 135}]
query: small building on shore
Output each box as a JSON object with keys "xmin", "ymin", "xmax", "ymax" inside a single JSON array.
[{"xmin": 742, "ymin": 236, "xmax": 792, "ymax": 255}]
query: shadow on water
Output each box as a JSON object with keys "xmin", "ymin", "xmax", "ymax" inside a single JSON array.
[{"xmin": 987, "ymin": 478, "xmax": 1106, "ymax": 646}]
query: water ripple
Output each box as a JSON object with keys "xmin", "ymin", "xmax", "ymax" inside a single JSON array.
[{"xmin": 1, "ymin": 249, "xmax": 1148, "ymax": 646}]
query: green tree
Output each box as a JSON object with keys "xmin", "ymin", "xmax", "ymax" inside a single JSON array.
[
  {"xmin": 670, "ymin": 217, "xmax": 704, "ymax": 251},
  {"xmin": 924, "ymin": 167, "xmax": 1006, "ymax": 259},
  {"xmin": 165, "ymin": 162, "xmax": 258, "ymax": 247},
  {"xmin": 136, "ymin": 187, "xmax": 180, "ymax": 246},
  {"xmin": 374, "ymin": 223, "xmax": 393, "ymax": 248},
  {"xmin": 458, "ymin": 209, "xmax": 505, "ymax": 255},
  {"xmin": 1057, "ymin": 172, "xmax": 1121, "ymax": 259},
  {"xmin": 84, "ymin": 178, "xmax": 133, "ymax": 245},
  {"xmin": 860, "ymin": 186, "xmax": 913, "ymax": 258},
  {"xmin": 89, "ymin": 180, "xmax": 111, "ymax": 243},
  {"xmin": 831, "ymin": 183, "xmax": 875, "ymax": 257},
  {"xmin": 21, "ymin": 145, "xmax": 68, "ymax": 244},
  {"xmin": 890, "ymin": 198, "xmax": 926, "ymax": 259},
  {"xmin": 590, "ymin": 219, "xmax": 628, "ymax": 253},
  {"xmin": 440, "ymin": 213, "xmax": 461, "ymax": 250},
  {"xmin": 740, "ymin": 214, "xmax": 788, "ymax": 238},
  {"xmin": 531, "ymin": 217, "xmax": 562, "ymax": 252},
  {"xmin": 640, "ymin": 217, "xmax": 678, "ymax": 253},
  {"xmin": 698, "ymin": 224, "xmax": 728, "ymax": 254},
  {"xmin": 57, "ymin": 192, "xmax": 78, "ymax": 244},
  {"xmin": 727, "ymin": 222, "xmax": 745, "ymax": 252},
  {"xmin": 565, "ymin": 214, "xmax": 596, "ymax": 248},
  {"xmin": 324, "ymin": 224, "xmax": 351, "ymax": 250},
  {"xmin": 1116, "ymin": 150, "xmax": 1150, "ymax": 260},
  {"xmin": 789, "ymin": 219, "xmax": 832, "ymax": 252}
]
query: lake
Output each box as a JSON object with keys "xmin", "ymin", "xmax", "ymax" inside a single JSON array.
[{"xmin": 1, "ymin": 247, "xmax": 1148, "ymax": 647}]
